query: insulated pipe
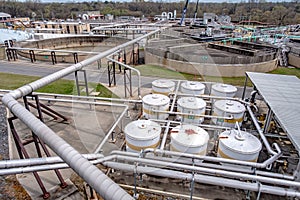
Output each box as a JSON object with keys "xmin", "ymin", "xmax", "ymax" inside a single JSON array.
[
  {"xmin": 148, "ymin": 118, "xmax": 231, "ymax": 130},
  {"xmin": 111, "ymin": 155, "xmax": 300, "ymax": 188},
  {"xmin": 175, "ymin": 93, "xmax": 250, "ymax": 105},
  {"xmin": 104, "ymin": 162, "xmax": 300, "ymax": 198},
  {"xmin": 1, "ymin": 30, "xmax": 160, "ymax": 200},
  {"xmin": 0, "ymin": 155, "xmax": 117, "ymax": 176},
  {"xmin": 141, "ymin": 146, "xmax": 281, "ymax": 169},
  {"xmin": 2, "ymin": 95, "xmax": 133, "ymax": 200},
  {"xmin": 151, "ymin": 109, "xmax": 234, "ymax": 120},
  {"xmin": 106, "ymin": 56, "xmax": 142, "ymax": 99},
  {"xmin": 108, "ymin": 150, "xmax": 293, "ymax": 180},
  {"xmin": 0, "ymin": 154, "xmax": 103, "ymax": 169},
  {"xmin": 1, "ymin": 90, "xmax": 142, "ymax": 104},
  {"xmin": 35, "ymin": 92, "xmax": 142, "ymax": 103}
]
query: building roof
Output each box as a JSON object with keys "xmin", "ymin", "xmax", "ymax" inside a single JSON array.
[
  {"xmin": 246, "ymin": 72, "xmax": 300, "ymax": 151},
  {"xmin": 0, "ymin": 12, "xmax": 11, "ymax": 18}
]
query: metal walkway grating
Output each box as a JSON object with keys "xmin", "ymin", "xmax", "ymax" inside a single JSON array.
[{"xmin": 246, "ymin": 72, "xmax": 300, "ymax": 151}]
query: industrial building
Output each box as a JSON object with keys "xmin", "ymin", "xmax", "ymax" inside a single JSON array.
[{"xmin": 0, "ymin": 12, "xmax": 11, "ymax": 22}]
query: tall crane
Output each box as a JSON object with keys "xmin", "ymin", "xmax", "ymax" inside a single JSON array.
[
  {"xmin": 179, "ymin": 0, "xmax": 190, "ymax": 26},
  {"xmin": 192, "ymin": 0, "xmax": 200, "ymax": 25}
]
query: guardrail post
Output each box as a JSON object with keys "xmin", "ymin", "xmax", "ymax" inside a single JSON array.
[
  {"xmin": 51, "ymin": 51, "xmax": 57, "ymax": 65},
  {"xmin": 29, "ymin": 50, "xmax": 36, "ymax": 63}
]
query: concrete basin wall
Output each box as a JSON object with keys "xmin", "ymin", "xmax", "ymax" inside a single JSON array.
[
  {"xmin": 145, "ymin": 49, "xmax": 277, "ymax": 77},
  {"xmin": 17, "ymin": 36, "xmax": 129, "ymax": 63},
  {"xmin": 288, "ymin": 53, "xmax": 300, "ymax": 68}
]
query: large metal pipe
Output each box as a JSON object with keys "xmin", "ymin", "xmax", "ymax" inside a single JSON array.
[
  {"xmin": 141, "ymin": 146, "xmax": 280, "ymax": 169},
  {"xmin": 104, "ymin": 161, "xmax": 300, "ymax": 198},
  {"xmin": 151, "ymin": 108, "xmax": 234, "ymax": 119},
  {"xmin": 148, "ymin": 118, "xmax": 230, "ymax": 130},
  {"xmin": 2, "ymin": 95, "xmax": 133, "ymax": 200},
  {"xmin": 0, "ymin": 155, "xmax": 117, "ymax": 176},
  {"xmin": 1, "ymin": 30, "xmax": 160, "ymax": 199},
  {"xmin": 0, "ymin": 151, "xmax": 293, "ymax": 183},
  {"xmin": 111, "ymin": 155, "xmax": 300, "ymax": 188},
  {"xmin": 108, "ymin": 150, "xmax": 293, "ymax": 180},
  {"xmin": 0, "ymin": 154, "xmax": 103, "ymax": 169},
  {"xmin": 175, "ymin": 93, "xmax": 250, "ymax": 105}
]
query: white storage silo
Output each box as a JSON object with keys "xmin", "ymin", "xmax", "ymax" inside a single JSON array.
[
  {"xmin": 170, "ymin": 124, "xmax": 209, "ymax": 155},
  {"xmin": 152, "ymin": 79, "xmax": 175, "ymax": 95},
  {"xmin": 177, "ymin": 97, "xmax": 206, "ymax": 124},
  {"xmin": 124, "ymin": 120, "xmax": 161, "ymax": 152},
  {"xmin": 181, "ymin": 81, "xmax": 205, "ymax": 95},
  {"xmin": 211, "ymin": 83, "xmax": 237, "ymax": 97},
  {"xmin": 212, "ymin": 100, "xmax": 245, "ymax": 128},
  {"xmin": 218, "ymin": 129, "xmax": 262, "ymax": 162},
  {"xmin": 142, "ymin": 94, "xmax": 170, "ymax": 120}
]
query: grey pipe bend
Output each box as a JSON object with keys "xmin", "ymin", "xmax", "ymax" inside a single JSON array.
[{"xmin": 2, "ymin": 95, "xmax": 133, "ymax": 200}]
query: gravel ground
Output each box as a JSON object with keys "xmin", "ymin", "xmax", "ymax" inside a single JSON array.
[{"xmin": 0, "ymin": 104, "xmax": 30, "ymax": 199}]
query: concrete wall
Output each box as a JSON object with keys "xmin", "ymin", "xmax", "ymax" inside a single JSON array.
[
  {"xmin": 288, "ymin": 53, "xmax": 300, "ymax": 68},
  {"xmin": 16, "ymin": 36, "xmax": 130, "ymax": 63},
  {"xmin": 145, "ymin": 50, "xmax": 277, "ymax": 77},
  {"xmin": 21, "ymin": 36, "xmax": 110, "ymax": 49},
  {"xmin": 35, "ymin": 23, "xmax": 90, "ymax": 34},
  {"xmin": 0, "ymin": 46, "xmax": 5, "ymax": 60},
  {"xmin": 147, "ymin": 46, "xmax": 276, "ymax": 65}
]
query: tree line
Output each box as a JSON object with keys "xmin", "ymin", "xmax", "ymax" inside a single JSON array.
[{"xmin": 1, "ymin": 0, "xmax": 299, "ymax": 25}]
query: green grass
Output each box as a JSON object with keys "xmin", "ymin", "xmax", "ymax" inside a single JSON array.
[
  {"xmin": 134, "ymin": 65, "xmax": 300, "ymax": 86},
  {"xmin": 135, "ymin": 65, "xmax": 187, "ymax": 79},
  {"xmin": 95, "ymin": 84, "xmax": 119, "ymax": 98},
  {"xmin": 269, "ymin": 67, "xmax": 300, "ymax": 78},
  {"xmin": 1, "ymin": 66, "xmax": 299, "ymax": 96},
  {"xmin": 0, "ymin": 72, "xmax": 118, "ymax": 98}
]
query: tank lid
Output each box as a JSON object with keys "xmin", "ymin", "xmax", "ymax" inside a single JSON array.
[
  {"xmin": 177, "ymin": 97, "xmax": 206, "ymax": 109},
  {"xmin": 171, "ymin": 125, "xmax": 209, "ymax": 147},
  {"xmin": 124, "ymin": 120, "xmax": 161, "ymax": 140},
  {"xmin": 181, "ymin": 81, "xmax": 205, "ymax": 90},
  {"xmin": 152, "ymin": 79, "xmax": 175, "ymax": 88},
  {"xmin": 212, "ymin": 83, "xmax": 237, "ymax": 93},
  {"xmin": 214, "ymin": 100, "xmax": 245, "ymax": 113},
  {"xmin": 142, "ymin": 94, "xmax": 170, "ymax": 106},
  {"xmin": 219, "ymin": 130, "xmax": 262, "ymax": 154}
]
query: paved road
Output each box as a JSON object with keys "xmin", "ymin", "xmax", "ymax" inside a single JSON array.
[{"xmin": 0, "ymin": 59, "xmax": 155, "ymax": 87}]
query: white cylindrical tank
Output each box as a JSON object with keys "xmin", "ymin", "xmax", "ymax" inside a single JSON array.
[
  {"xmin": 177, "ymin": 97, "xmax": 206, "ymax": 124},
  {"xmin": 142, "ymin": 94, "xmax": 170, "ymax": 120},
  {"xmin": 211, "ymin": 83, "xmax": 237, "ymax": 97},
  {"xmin": 152, "ymin": 79, "xmax": 175, "ymax": 95},
  {"xmin": 212, "ymin": 100, "xmax": 245, "ymax": 128},
  {"xmin": 218, "ymin": 129, "xmax": 262, "ymax": 162},
  {"xmin": 170, "ymin": 124, "xmax": 209, "ymax": 155},
  {"xmin": 124, "ymin": 120, "xmax": 161, "ymax": 152},
  {"xmin": 181, "ymin": 81, "xmax": 205, "ymax": 95}
]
